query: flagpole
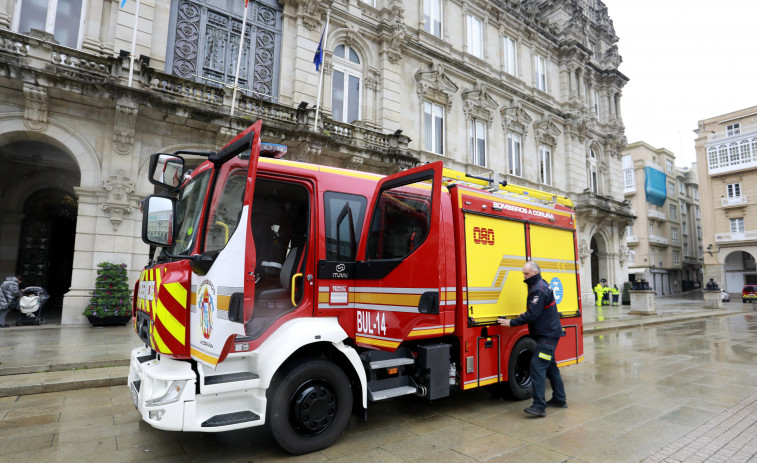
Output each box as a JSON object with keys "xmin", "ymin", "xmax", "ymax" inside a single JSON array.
[
  {"xmin": 313, "ymin": 10, "xmax": 330, "ymax": 132},
  {"xmin": 230, "ymin": 0, "xmax": 250, "ymax": 117},
  {"xmin": 127, "ymin": 0, "xmax": 141, "ymax": 87}
]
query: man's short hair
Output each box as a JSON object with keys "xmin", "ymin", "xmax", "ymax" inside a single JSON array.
[{"xmin": 525, "ymin": 261, "xmax": 541, "ymax": 274}]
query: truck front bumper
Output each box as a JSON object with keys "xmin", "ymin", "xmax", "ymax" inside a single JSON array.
[{"xmin": 128, "ymin": 346, "xmax": 196, "ymax": 431}]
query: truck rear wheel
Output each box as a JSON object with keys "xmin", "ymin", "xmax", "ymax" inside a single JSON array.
[
  {"xmin": 267, "ymin": 359, "xmax": 352, "ymax": 454},
  {"xmin": 507, "ymin": 337, "xmax": 536, "ymax": 400}
]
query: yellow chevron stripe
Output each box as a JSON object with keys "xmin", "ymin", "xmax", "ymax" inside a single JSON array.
[
  {"xmin": 355, "ymin": 336, "xmax": 400, "ymax": 349},
  {"xmin": 191, "ymin": 348, "xmax": 219, "ymax": 366},
  {"xmin": 151, "ymin": 324, "xmax": 170, "ymax": 353},
  {"xmin": 155, "ymin": 302, "xmax": 185, "ymax": 347},
  {"xmin": 163, "ymin": 281, "xmax": 187, "ymax": 309}
]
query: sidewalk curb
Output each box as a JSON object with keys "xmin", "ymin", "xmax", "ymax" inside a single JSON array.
[
  {"xmin": 584, "ymin": 309, "xmax": 751, "ymax": 334},
  {"xmin": 0, "ymin": 366, "xmax": 129, "ymax": 398}
]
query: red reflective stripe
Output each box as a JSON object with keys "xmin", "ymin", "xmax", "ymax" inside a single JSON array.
[{"xmin": 545, "ymin": 301, "xmax": 556, "ymax": 309}]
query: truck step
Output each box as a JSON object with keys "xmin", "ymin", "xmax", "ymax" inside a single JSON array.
[
  {"xmin": 369, "ymin": 385, "xmax": 417, "ymax": 401},
  {"xmin": 204, "ymin": 372, "xmax": 259, "ymax": 386},
  {"xmin": 201, "ymin": 411, "xmax": 260, "ymax": 428},
  {"xmin": 369, "ymin": 358, "xmax": 415, "ymax": 370}
]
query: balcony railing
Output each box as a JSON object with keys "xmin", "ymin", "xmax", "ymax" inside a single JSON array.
[
  {"xmin": 649, "ymin": 235, "xmax": 669, "ymax": 245},
  {"xmin": 624, "ymin": 185, "xmax": 636, "ymax": 194},
  {"xmin": 626, "ymin": 234, "xmax": 638, "ymax": 244},
  {"xmin": 647, "ymin": 209, "xmax": 666, "ymax": 220},
  {"xmin": 721, "ymin": 196, "xmax": 748, "ymax": 208},
  {"xmin": 715, "ymin": 230, "xmax": 757, "ymax": 243}
]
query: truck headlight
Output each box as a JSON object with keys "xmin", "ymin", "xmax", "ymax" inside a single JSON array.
[{"xmin": 145, "ymin": 380, "xmax": 188, "ymax": 407}]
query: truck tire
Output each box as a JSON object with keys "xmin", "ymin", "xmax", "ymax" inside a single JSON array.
[
  {"xmin": 507, "ymin": 337, "xmax": 536, "ymax": 400},
  {"xmin": 267, "ymin": 358, "xmax": 353, "ymax": 454}
]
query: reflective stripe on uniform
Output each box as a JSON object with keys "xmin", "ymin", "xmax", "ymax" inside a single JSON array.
[{"xmin": 538, "ymin": 352, "xmax": 552, "ymax": 361}]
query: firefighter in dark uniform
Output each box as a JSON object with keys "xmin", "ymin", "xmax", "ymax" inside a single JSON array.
[{"xmin": 498, "ymin": 261, "xmax": 567, "ymax": 416}]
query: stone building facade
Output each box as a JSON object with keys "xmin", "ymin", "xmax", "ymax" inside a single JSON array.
[
  {"xmin": 622, "ymin": 142, "xmax": 702, "ymax": 296},
  {"xmin": 0, "ymin": 0, "xmax": 632, "ymax": 323},
  {"xmin": 695, "ymin": 105, "xmax": 757, "ymax": 293}
]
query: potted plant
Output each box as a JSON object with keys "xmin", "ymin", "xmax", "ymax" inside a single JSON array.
[
  {"xmin": 622, "ymin": 281, "xmax": 632, "ymax": 306},
  {"xmin": 84, "ymin": 262, "xmax": 132, "ymax": 326}
]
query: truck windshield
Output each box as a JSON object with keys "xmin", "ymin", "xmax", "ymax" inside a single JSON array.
[{"xmin": 168, "ymin": 169, "xmax": 212, "ymax": 256}]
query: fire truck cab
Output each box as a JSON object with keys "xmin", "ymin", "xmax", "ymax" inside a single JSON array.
[{"xmin": 129, "ymin": 120, "xmax": 583, "ymax": 454}]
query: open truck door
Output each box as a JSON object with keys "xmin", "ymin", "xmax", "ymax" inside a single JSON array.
[
  {"xmin": 351, "ymin": 161, "xmax": 446, "ymax": 349},
  {"xmin": 188, "ymin": 121, "xmax": 262, "ymax": 368}
]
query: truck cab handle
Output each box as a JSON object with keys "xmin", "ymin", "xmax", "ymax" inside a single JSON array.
[{"xmin": 291, "ymin": 273, "xmax": 303, "ymax": 307}]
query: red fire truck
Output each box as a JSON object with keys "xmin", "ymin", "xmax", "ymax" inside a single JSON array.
[{"xmin": 129, "ymin": 120, "xmax": 583, "ymax": 454}]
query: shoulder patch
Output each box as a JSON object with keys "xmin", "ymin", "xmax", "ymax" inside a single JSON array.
[{"xmin": 531, "ymin": 295, "xmax": 539, "ymax": 304}]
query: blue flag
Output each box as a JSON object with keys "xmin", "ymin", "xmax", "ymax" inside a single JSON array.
[
  {"xmin": 120, "ymin": 0, "xmax": 127, "ymax": 7},
  {"xmin": 313, "ymin": 27, "xmax": 325, "ymax": 71}
]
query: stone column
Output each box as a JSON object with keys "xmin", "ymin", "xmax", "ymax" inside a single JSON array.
[{"xmin": 81, "ymin": 0, "xmax": 105, "ymax": 54}]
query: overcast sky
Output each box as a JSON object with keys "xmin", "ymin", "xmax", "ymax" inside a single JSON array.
[{"xmin": 600, "ymin": 0, "xmax": 757, "ymax": 167}]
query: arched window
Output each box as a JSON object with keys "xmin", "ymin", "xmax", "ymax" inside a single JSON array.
[{"xmin": 332, "ymin": 44, "xmax": 362, "ymax": 123}]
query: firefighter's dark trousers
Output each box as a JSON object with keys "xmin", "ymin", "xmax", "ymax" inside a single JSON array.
[{"xmin": 530, "ymin": 337, "xmax": 566, "ymax": 411}]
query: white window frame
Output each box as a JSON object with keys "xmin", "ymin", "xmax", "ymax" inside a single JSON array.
[
  {"xmin": 727, "ymin": 183, "xmax": 741, "ymax": 198},
  {"xmin": 678, "ymin": 179, "xmax": 685, "ymax": 194},
  {"xmin": 466, "ymin": 14, "xmax": 483, "ymax": 59},
  {"xmin": 670, "ymin": 204, "xmax": 677, "ymax": 220},
  {"xmin": 673, "ymin": 250, "xmax": 680, "ymax": 265},
  {"xmin": 671, "ymin": 227, "xmax": 679, "ymax": 242},
  {"xmin": 422, "ymin": 0, "xmax": 443, "ymax": 38},
  {"xmin": 538, "ymin": 145, "xmax": 552, "ymax": 185},
  {"xmin": 331, "ymin": 44, "xmax": 363, "ymax": 124},
  {"xmin": 668, "ymin": 181, "xmax": 675, "ymax": 196},
  {"xmin": 623, "ymin": 169, "xmax": 635, "ymax": 189},
  {"xmin": 666, "ymin": 160, "xmax": 673, "ymax": 174},
  {"xmin": 695, "ymin": 206, "xmax": 700, "ymax": 219},
  {"xmin": 534, "ymin": 54, "xmax": 547, "ymax": 92},
  {"xmin": 507, "ymin": 133, "xmax": 522, "ymax": 177},
  {"xmin": 589, "ymin": 166, "xmax": 598, "ymax": 193},
  {"xmin": 730, "ymin": 218, "xmax": 745, "ymax": 233},
  {"xmin": 503, "ymin": 35, "xmax": 517, "ymax": 75},
  {"xmin": 470, "ymin": 119, "xmax": 487, "ymax": 167},
  {"xmin": 592, "ymin": 88, "xmax": 600, "ymax": 121},
  {"xmin": 13, "ymin": 0, "xmax": 88, "ymax": 50},
  {"xmin": 423, "ymin": 101, "xmax": 444, "ymax": 155}
]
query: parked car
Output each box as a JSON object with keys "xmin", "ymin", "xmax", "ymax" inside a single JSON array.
[
  {"xmin": 743, "ymin": 285, "xmax": 757, "ymax": 303},
  {"xmin": 721, "ymin": 289, "xmax": 730, "ymax": 302}
]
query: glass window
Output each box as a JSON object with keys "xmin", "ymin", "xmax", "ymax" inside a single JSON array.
[
  {"xmin": 170, "ymin": 170, "xmax": 213, "ymax": 256},
  {"xmin": 534, "ymin": 55, "xmax": 547, "ymax": 91},
  {"xmin": 678, "ymin": 180, "xmax": 685, "ymax": 194},
  {"xmin": 331, "ymin": 44, "xmax": 362, "ymax": 123},
  {"xmin": 673, "ymin": 250, "xmax": 680, "ymax": 265},
  {"xmin": 624, "ymin": 169, "xmax": 635, "ymax": 189},
  {"xmin": 727, "ymin": 123, "xmax": 740, "ymax": 136},
  {"xmin": 18, "ymin": 0, "xmax": 84, "ymax": 49},
  {"xmin": 730, "ymin": 218, "xmax": 745, "ymax": 233},
  {"xmin": 539, "ymin": 145, "xmax": 552, "ymax": 185},
  {"xmin": 423, "ymin": 101, "xmax": 444, "ymax": 155},
  {"xmin": 592, "ymin": 89, "xmax": 600, "ymax": 121},
  {"xmin": 366, "ymin": 178, "xmax": 433, "ymax": 260},
  {"xmin": 727, "ymin": 183, "xmax": 741, "ymax": 197},
  {"xmin": 205, "ymin": 171, "xmax": 246, "ymax": 252},
  {"xmin": 466, "ymin": 15, "xmax": 483, "ymax": 59},
  {"xmin": 671, "ymin": 227, "xmax": 679, "ymax": 242},
  {"xmin": 507, "ymin": 133, "xmax": 521, "ymax": 177},
  {"xmin": 503, "ymin": 36, "xmax": 517, "ymax": 75},
  {"xmin": 670, "ymin": 204, "xmax": 677, "ymax": 220},
  {"xmin": 668, "ymin": 181, "xmax": 675, "ymax": 195},
  {"xmin": 589, "ymin": 166, "xmax": 598, "ymax": 193},
  {"xmin": 324, "ymin": 192, "xmax": 367, "ymax": 261},
  {"xmin": 423, "ymin": 0, "xmax": 442, "ymax": 37},
  {"xmin": 470, "ymin": 119, "xmax": 487, "ymax": 167}
]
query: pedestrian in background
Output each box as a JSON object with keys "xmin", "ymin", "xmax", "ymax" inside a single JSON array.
[
  {"xmin": 611, "ymin": 285, "xmax": 620, "ymax": 306},
  {"xmin": 0, "ymin": 274, "xmax": 23, "ymax": 327},
  {"xmin": 498, "ymin": 261, "xmax": 567, "ymax": 417}
]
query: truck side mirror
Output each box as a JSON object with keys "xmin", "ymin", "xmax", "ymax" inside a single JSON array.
[
  {"xmin": 148, "ymin": 153, "xmax": 185, "ymax": 190},
  {"xmin": 142, "ymin": 195, "xmax": 176, "ymax": 247}
]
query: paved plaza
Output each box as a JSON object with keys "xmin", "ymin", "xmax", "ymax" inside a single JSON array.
[{"xmin": 1, "ymin": 298, "xmax": 756, "ymax": 462}]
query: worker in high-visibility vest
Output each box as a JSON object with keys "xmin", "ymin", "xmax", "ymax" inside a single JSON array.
[
  {"xmin": 602, "ymin": 283, "xmax": 611, "ymax": 306},
  {"xmin": 611, "ymin": 285, "xmax": 620, "ymax": 306},
  {"xmin": 594, "ymin": 282, "xmax": 604, "ymax": 307}
]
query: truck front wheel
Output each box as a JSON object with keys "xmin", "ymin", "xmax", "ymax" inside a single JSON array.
[
  {"xmin": 267, "ymin": 359, "xmax": 353, "ymax": 454},
  {"xmin": 507, "ymin": 337, "xmax": 536, "ymax": 400}
]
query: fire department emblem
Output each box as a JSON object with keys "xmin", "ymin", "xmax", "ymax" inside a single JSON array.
[{"xmin": 198, "ymin": 280, "xmax": 216, "ymax": 339}]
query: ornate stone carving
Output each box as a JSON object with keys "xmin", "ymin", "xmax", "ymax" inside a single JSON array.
[
  {"xmin": 297, "ymin": 0, "xmax": 331, "ymax": 31},
  {"xmin": 534, "ymin": 114, "xmax": 561, "ymax": 147},
  {"xmin": 578, "ymin": 239, "xmax": 592, "ymax": 264},
  {"xmin": 113, "ymin": 99, "xmax": 138, "ymax": 155},
  {"xmin": 501, "ymin": 100, "xmax": 533, "ymax": 137},
  {"xmin": 415, "ymin": 64, "xmax": 459, "ymax": 110},
  {"xmin": 101, "ymin": 170, "xmax": 136, "ymax": 232},
  {"xmin": 602, "ymin": 44, "xmax": 622, "ymax": 69},
  {"xmin": 618, "ymin": 245, "xmax": 630, "ymax": 266},
  {"xmin": 461, "ymin": 83, "xmax": 498, "ymax": 127},
  {"xmin": 345, "ymin": 155, "xmax": 363, "ymax": 170},
  {"xmin": 216, "ymin": 126, "xmax": 236, "ymax": 148},
  {"xmin": 379, "ymin": 1, "xmax": 407, "ymax": 64},
  {"xmin": 23, "ymin": 83, "xmax": 48, "ymax": 132},
  {"xmin": 565, "ymin": 107, "xmax": 591, "ymax": 142}
]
